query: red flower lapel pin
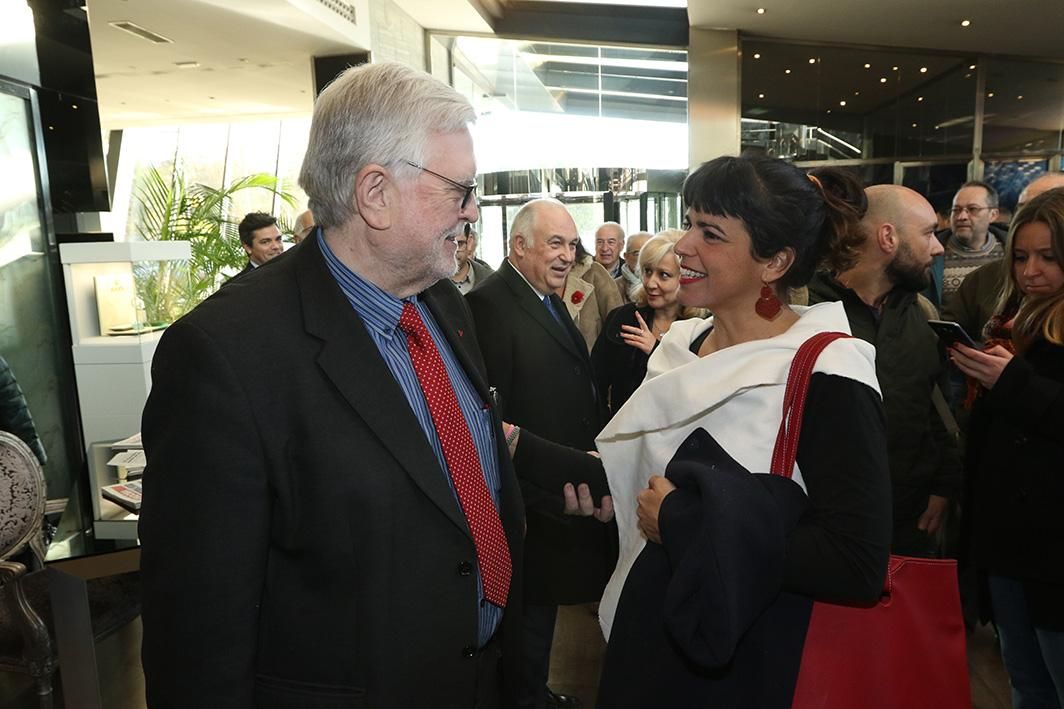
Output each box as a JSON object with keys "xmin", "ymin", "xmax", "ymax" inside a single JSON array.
[{"xmin": 570, "ymin": 291, "xmax": 585, "ymax": 305}]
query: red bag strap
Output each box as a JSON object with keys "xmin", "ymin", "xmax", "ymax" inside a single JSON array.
[{"xmin": 770, "ymin": 332, "xmax": 852, "ymax": 479}]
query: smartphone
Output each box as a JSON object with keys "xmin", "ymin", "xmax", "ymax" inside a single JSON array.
[{"xmin": 927, "ymin": 320, "xmax": 979, "ymax": 349}]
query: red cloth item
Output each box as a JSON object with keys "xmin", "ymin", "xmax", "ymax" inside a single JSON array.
[
  {"xmin": 772, "ymin": 331, "xmax": 970, "ymax": 709},
  {"xmin": 399, "ymin": 302, "xmax": 511, "ymax": 606}
]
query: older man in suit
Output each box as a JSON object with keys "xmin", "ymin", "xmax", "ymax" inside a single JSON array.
[
  {"xmin": 141, "ymin": 62, "xmax": 529, "ymax": 708},
  {"xmin": 467, "ymin": 199, "xmax": 615, "ymax": 709}
]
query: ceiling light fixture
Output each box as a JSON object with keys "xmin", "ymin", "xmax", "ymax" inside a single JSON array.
[
  {"xmin": 1017, "ymin": 95, "xmax": 1024, "ymax": 100},
  {"xmin": 920, "ymin": 67, "xmax": 928, "ymax": 73},
  {"xmin": 969, "ymin": 64, "xmax": 976, "ymax": 70},
  {"xmin": 108, "ymin": 20, "xmax": 173, "ymax": 44},
  {"xmin": 758, "ymin": 93, "xmax": 765, "ymax": 98},
  {"xmin": 988, "ymin": 92, "xmax": 994, "ymax": 97},
  {"xmin": 809, "ymin": 58, "xmax": 816, "ymax": 64},
  {"xmin": 785, "ymin": 69, "xmax": 791, "ymax": 74},
  {"xmin": 892, "ymin": 66, "xmax": 899, "ymax": 71},
  {"xmin": 960, "ymin": 19, "xmax": 971, "ymax": 27},
  {"xmin": 912, "ymin": 123, "xmax": 918, "ymax": 128},
  {"xmin": 880, "ymin": 77, "xmax": 887, "ymax": 83},
  {"xmin": 753, "ymin": 53, "xmax": 761, "ymax": 59},
  {"xmin": 864, "ymin": 63, "xmax": 871, "ymax": 69},
  {"xmin": 839, "ymin": 100, "xmax": 847, "ymax": 106},
  {"xmin": 917, "ymin": 96, "xmax": 924, "ymax": 102},
  {"xmin": 175, "ymin": 61, "xmax": 200, "ymax": 69},
  {"xmin": 756, "ymin": 7, "xmax": 766, "ymax": 14}
]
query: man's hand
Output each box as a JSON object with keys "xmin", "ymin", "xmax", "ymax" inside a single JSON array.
[
  {"xmin": 563, "ymin": 482, "xmax": 614, "ymax": 523},
  {"xmin": 636, "ymin": 475, "xmax": 677, "ymax": 544},
  {"xmin": 917, "ymin": 494, "xmax": 949, "ymax": 536}
]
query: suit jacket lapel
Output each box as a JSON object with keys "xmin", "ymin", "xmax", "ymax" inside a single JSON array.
[
  {"xmin": 296, "ymin": 238, "xmax": 471, "ymax": 539},
  {"xmin": 500, "ymin": 260, "xmax": 585, "ymax": 362},
  {"xmin": 423, "ymin": 282, "xmax": 492, "ymax": 406}
]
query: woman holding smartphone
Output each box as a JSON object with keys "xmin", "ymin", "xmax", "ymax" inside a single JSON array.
[{"xmin": 951, "ymin": 188, "xmax": 1064, "ymax": 709}]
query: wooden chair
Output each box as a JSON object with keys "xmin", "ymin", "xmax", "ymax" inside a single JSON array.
[{"xmin": 0, "ymin": 431, "xmax": 55, "ymax": 707}]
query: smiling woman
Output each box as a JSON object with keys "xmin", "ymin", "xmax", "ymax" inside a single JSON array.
[{"xmin": 595, "ymin": 155, "xmax": 892, "ymax": 708}]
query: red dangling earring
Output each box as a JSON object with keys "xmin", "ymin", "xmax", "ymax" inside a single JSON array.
[{"xmin": 755, "ymin": 284, "xmax": 782, "ymax": 320}]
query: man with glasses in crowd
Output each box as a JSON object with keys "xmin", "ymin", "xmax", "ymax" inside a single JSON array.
[
  {"xmin": 451, "ymin": 223, "xmax": 494, "ymax": 294},
  {"xmin": 140, "ymin": 61, "xmax": 558, "ymax": 708},
  {"xmin": 938, "ymin": 181, "xmax": 1006, "ymax": 302}
]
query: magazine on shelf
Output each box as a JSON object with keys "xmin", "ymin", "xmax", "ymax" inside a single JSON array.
[
  {"xmin": 101, "ymin": 480, "xmax": 142, "ymax": 513},
  {"xmin": 111, "ymin": 432, "xmax": 143, "ymax": 450}
]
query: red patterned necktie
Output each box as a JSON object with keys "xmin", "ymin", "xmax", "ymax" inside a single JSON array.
[{"xmin": 398, "ymin": 302, "xmax": 511, "ymax": 607}]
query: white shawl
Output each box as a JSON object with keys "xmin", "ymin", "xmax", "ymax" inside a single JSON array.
[{"xmin": 596, "ymin": 301, "xmax": 880, "ymax": 638}]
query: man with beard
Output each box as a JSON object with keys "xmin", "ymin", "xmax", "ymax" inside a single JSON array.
[
  {"xmin": 808, "ymin": 184, "xmax": 962, "ymax": 557},
  {"xmin": 141, "ymin": 62, "xmax": 535, "ymax": 708}
]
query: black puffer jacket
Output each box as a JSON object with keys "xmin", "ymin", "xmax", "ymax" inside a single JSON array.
[{"xmin": 0, "ymin": 355, "xmax": 47, "ymax": 465}]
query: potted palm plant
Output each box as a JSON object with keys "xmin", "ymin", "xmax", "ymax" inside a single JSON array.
[{"xmin": 130, "ymin": 166, "xmax": 297, "ymax": 322}]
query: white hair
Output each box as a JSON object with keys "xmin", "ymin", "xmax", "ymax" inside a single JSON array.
[{"xmin": 299, "ymin": 62, "xmax": 476, "ymax": 229}]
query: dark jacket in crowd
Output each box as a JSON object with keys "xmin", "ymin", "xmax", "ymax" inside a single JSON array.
[
  {"xmin": 591, "ymin": 303, "xmax": 655, "ymax": 418},
  {"xmin": 966, "ymin": 337, "xmax": 1064, "ymax": 629},
  {"xmin": 0, "ymin": 355, "xmax": 46, "ymax": 465},
  {"xmin": 808, "ymin": 272, "xmax": 963, "ymax": 555}
]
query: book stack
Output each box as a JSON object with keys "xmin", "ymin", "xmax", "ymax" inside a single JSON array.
[
  {"xmin": 101, "ymin": 480, "xmax": 142, "ymax": 513},
  {"xmin": 107, "ymin": 432, "xmax": 145, "ymax": 483}
]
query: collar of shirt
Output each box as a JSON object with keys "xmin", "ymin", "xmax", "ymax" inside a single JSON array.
[
  {"xmin": 506, "ymin": 257, "xmax": 550, "ymax": 301},
  {"xmin": 318, "ymin": 234, "xmax": 407, "ymax": 335}
]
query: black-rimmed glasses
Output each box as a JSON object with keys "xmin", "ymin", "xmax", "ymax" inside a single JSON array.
[{"xmin": 405, "ymin": 160, "xmax": 478, "ymax": 210}]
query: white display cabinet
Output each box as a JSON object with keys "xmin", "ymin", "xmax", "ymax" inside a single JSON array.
[
  {"xmin": 87, "ymin": 441, "xmax": 139, "ymax": 540},
  {"xmin": 59, "ymin": 241, "xmax": 191, "ymax": 458}
]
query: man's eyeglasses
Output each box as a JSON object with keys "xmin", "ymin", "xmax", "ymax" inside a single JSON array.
[
  {"xmin": 405, "ymin": 161, "xmax": 478, "ymax": 210},
  {"xmin": 950, "ymin": 205, "xmax": 990, "ymax": 216}
]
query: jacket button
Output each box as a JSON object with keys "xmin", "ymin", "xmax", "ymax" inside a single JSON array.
[
  {"xmin": 457, "ymin": 561, "xmax": 473, "ymax": 576},
  {"xmin": 462, "ymin": 645, "xmax": 476, "ymax": 658},
  {"xmin": 573, "ymin": 365, "xmax": 582, "ymax": 375}
]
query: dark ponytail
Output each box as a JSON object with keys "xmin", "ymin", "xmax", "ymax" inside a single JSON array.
[{"xmin": 807, "ymin": 167, "xmax": 868, "ymax": 274}]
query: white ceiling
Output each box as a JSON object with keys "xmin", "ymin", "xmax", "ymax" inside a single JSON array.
[{"xmin": 87, "ymin": 0, "xmax": 1064, "ymax": 131}]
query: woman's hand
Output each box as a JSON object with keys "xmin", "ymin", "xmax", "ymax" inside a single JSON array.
[
  {"xmin": 620, "ymin": 311, "xmax": 658, "ymax": 355},
  {"xmin": 636, "ymin": 475, "xmax": 677, "ymax": 544},
  {"xmin": 950, "ymin": 344, "xmax": 1013, "ymax": 390}
]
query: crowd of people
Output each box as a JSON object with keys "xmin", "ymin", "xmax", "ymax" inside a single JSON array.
[{"xmin": 137, "ymin": 61, "xmax": 1064, "ymax": 709}]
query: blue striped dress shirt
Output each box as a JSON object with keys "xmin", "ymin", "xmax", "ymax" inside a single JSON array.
[{"xmin": 319, "ymin": 237, "xmax": 504, "ymax": 647}]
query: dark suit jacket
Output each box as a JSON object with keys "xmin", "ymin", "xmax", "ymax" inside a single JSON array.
[
  {"xmin": 222, "ymin": 260, "xmax": 256, "ymax": 286},
  {"xmin": 139, "ymin": 234, "xmax": 525, "ymax": 708},
  {"xmin": 466, "ymin": 260, "xmax": 615, "ymax": 605}
]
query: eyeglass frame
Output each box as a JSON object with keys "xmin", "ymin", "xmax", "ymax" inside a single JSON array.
[
  {"xmin": 950, "ymin": 204, "xmax": 992, "ymax": 216},
  {"xmin": 404, "ymin": 160, "xmax": 478, "ymax": 210}
]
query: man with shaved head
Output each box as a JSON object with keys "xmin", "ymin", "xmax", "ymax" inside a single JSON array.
[{"xmin": 809, "ymin": 184, "xmax": 962, "ymax": 558}]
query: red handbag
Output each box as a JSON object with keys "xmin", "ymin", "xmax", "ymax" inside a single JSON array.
[{"xmin": 773, "ymin": 332, "xmax": 971, "ymax": 709}]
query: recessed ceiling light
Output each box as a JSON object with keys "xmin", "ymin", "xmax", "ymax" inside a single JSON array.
[
  {"xmin": 839, "ymin": 100, "xmax": 847, "ymax": 106},
  {"xmin": 988, "ymin": 92, "xmax": 994, "ymax": 97},
  {"xmin": 758, "ymin": 93, "xmax": 765, "ymax": 98},
  {"xmin": 969, "ymin": 64, "xmax": 976, "ymax": 70},
  {"xmin": 912, "ymin": 123, "xmax": 918, "ymax": 128},
  {"xmin": 175, "ymin": 61, "xmax": 200, "ymax": 69},
  {"xmin": 71, "ymin": 104, "xmax": 79, "ymax": 110},
  {"xmin": 785, "ymin": 69, "xmax": 791, "ymax": 74},
  {"xmin": 756, "ymin": 7, "xmax": 766, "ymax": 14},
  {"xmin": 808, "ymin": 58, "xmax": 816, "ymax": 64},
  {"xmin": 880, "ymin": 77, "xmax": 887, "ymax": 83},
  {"xmin": 827, "ymin": 109, "xmax": 832, "ymax": 114},
  {"xmin": 1017, "ymin": 95, "xmax": 1024, "ymax": 100},
  {"xmin": 892, "ymin": 66, "xmax": 899, "ymax": 71},
  {"xmin": 753, "ymin": 53, "xmax": 761, "ymax": 59},
  {"xmin": 920, "ymin": 67, "xmax": 928, "ymax": 73},
  {"xmin": 960, "ymin": 19, "xmax": 971, "ymax": 27},
  {"xmin": 854, "ymin": 91, "xmax": 860, "ymax": 96},
  {"xmin": 863, "ymin": 63, "xmax": 871, "ymax": 69},
  {"xmin": 917, "ymin": 96, "xmax": 924, "ymax": 102}
]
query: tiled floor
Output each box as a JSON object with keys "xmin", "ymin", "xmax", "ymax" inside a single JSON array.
[{"xmin": 0, "ymin": 604, "xmax": 1013, "ymax": 708}]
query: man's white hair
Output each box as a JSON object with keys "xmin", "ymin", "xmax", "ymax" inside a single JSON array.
[{"xmin": 299, "ymin": 61, "xmax": 475, "ymax": 229}]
